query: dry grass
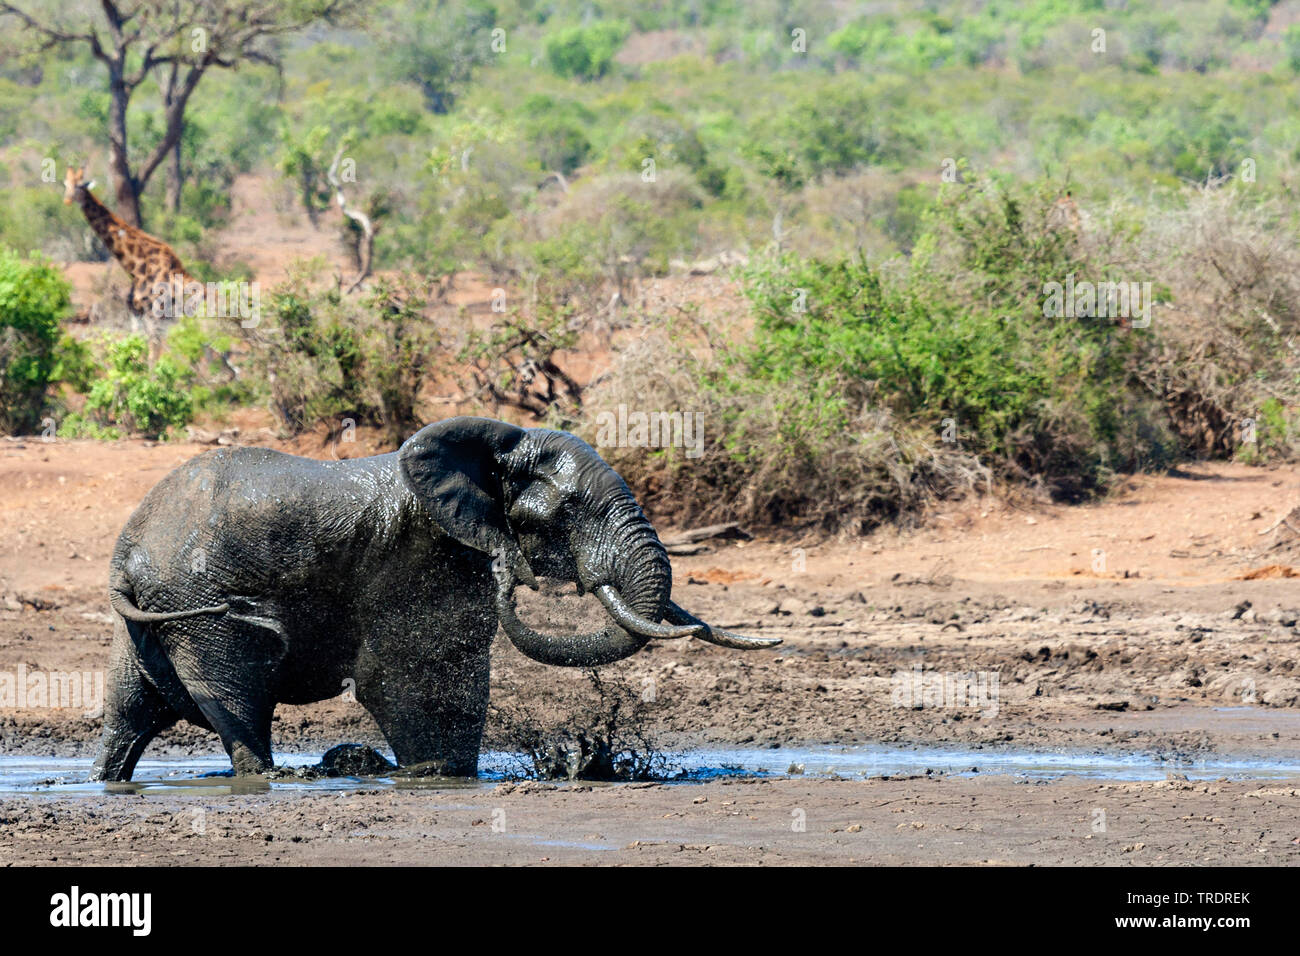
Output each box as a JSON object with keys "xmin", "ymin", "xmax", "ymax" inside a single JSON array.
[{"xmin": 1102, "ymin": 181, "xmax": 1300, "ymax": 457}]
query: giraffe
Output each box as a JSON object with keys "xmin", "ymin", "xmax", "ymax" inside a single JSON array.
[
  {"xmin": 1048, "ymin": 190, "xmax": 1083, "ymax": 235},
  {"xmin": 63, "ymin": 166, "xmax": 196, "ymax": 344}
]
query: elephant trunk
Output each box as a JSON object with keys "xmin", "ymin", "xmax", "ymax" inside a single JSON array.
[{"xmin": 493, "ymin": 502, "xmax": 701, "ymax": 667}]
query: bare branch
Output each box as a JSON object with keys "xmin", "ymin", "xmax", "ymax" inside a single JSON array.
[
  {"xmin": 0, "ymin": 2, "xmax": 102, "ymax": 52},
  {"xmin": 328, "ymin": 144, "xmax": 375, "ymax": 294},
  {"xmin": 135, "ymin": 59, "xmax": 208, "ymax": 189}
]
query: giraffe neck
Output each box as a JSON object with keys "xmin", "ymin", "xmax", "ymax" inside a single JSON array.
[{"xmin": 77, "ymin": 190, "xmax": 133, "ymax": 260}]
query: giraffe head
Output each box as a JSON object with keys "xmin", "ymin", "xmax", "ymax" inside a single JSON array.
[
  {"xmin": 1051, "ymin": 191, "xmax": 1081, "ymax": 233},
  {"xmin": 63, "ymin": 166, "xmax": 96, "ymax": 205}
]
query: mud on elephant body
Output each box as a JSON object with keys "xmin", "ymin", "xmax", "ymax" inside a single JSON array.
[{"xmin": 93, "ymin": 416, "xmax": 777, "ymax": 781}]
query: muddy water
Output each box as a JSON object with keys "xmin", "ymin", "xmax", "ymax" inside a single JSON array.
[{"xmin": 4, "ymin": 740, "xmax": 1300, "ymax": 796}]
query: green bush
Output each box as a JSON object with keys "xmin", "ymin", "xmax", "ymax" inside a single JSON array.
[
  {"xmin": 580, "ymin": 324, "xmax": 990, "ymax": 533},
  {"xmin": 49, "ymin": 333, "xmax": 98, "ymax": 394},
  {"xmin": 77, "ymin": 335, "xmax": 194, "ymax": 440},
  {"xmin": 609, "ymin": 111, "xmax": 725, "ymax": 195},
  {"xmin": 163, "ymin": 312, "xmax": 256, "ymax": 415},
  {"xmin": 739, "ymin": 250, "xmax": 1144, "ymax": 499},
  {"xmin": 523, "ymin": 96, "xmax": 595, "ymax": 175},
  {"xmin": 1286, "ymin": 24, "xmax": 1300, "ymax": 72},
  {"xmin": 744, "ymin": 79, "xmax": 917, "ymax": 189},
  {"xmin": 545, "ymin": 22, "xmax": 629, "ymax": 80},
  {"xmin": 738, "ymin": 177, "xmax": 1172, "ymax": 498},
  {"xmin": 513, "ymin": 174, "xmax": 705, "ymax": 284},
  {"xmin": 0, "ymin": 248, "xmax": 69, "ymax": 434}
]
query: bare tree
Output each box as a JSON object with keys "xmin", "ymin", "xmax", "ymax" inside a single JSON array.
[
  {"xmin": 327, "ymin": 144, "xmax": 375, "ymax": 293},
  {"xmin": 0, "ymin": 0, "xmax": 358, "ymax": 227}
]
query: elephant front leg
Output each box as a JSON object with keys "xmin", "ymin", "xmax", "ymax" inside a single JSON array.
[{"xmin": 358, "ymin": 644, "xmax": 490, "ymax": 777}]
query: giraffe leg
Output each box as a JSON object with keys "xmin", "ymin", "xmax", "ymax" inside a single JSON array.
[
  {"xmin": 125, "ymin": 278, "xmax": 141, "ymax": 313},
  {"xmin": 123, "ymin": 279, "xmax": 148, "ymax": 338}
]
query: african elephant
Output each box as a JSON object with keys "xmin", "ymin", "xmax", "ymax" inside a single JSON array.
[{"xmin": 92, "ymin": 416, "xmax": 776, "ymax": 781}]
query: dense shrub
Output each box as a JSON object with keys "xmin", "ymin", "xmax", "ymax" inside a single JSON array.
[
  {"xmin": 582, "ymin": 176, "xmax": 1186, "ymax": 530},
  {"xmin": 737, "ymin": 178, "xmax": 1167, "ymax": 499},
  {"xmin": 1104, "ymin": 183, "xmax": 1300, "ymax": 458},
  {"xmin": 582, "ymin": 325, "xmax": 990, "ymax": 534},
  {"xmin": 0, "ymin": 249, "xmax": 69, "ymax": 434},
  {"xmin": 245, "ymin": 270, "xmax": 442, "ymax": 446},
  {"xmin": 164, "ymin": 312, "xmax": 257, "ymax": 415},
  {"xmin": 515, "ymin": 172, "xmax": 707, "ymax": 288},
  {"xmin": 743, "ymin": 79, "xmax": 920, "ymax": 190}
]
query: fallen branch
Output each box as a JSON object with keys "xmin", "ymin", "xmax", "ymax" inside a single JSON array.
[
  {"xmin": 660, "ymin": 522, "xmax": 751, "ymax": 548},
  {"xmin": 664, "ymin": 543, "xmax": 710, "ymax": 556},
  {"xmin": 1257, "ymin": 506, "xmax": 1300, "ymax": 536}
]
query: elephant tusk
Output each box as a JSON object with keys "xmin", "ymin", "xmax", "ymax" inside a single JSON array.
[
  {"xmin": 596, "ymin": 585, "xmax": 705, "ymax": 639},
  {"xmin": 665, "ymin": 600, "xmax": 782, "ymax": 649}
]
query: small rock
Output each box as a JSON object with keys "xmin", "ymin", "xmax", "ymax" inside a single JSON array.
[
  {"xmin": 1260, "ymin": 608, "xmax": 1298, "ymax": 627},
  {"xmin": 318, "ymin": 744, "xmax": 397, "ymax": 777}
]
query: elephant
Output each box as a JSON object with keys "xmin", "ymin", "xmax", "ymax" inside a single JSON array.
[{"xmin": 92, "ymin": 416, "xmax": 778, "ymax": 781}]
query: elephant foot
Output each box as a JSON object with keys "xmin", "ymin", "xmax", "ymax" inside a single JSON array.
[
  {"xmin": 391, "ymin": 756, "xmax": 478, "ymax": 779},
  {"xmin": 229, "ymin": 740, "xmax": 272, "ymax": 776},
  {"xmin": 88, "ymin": 763, "xmax": 121, "ymax": 783}
]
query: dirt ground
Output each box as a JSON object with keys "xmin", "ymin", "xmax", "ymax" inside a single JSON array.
[{"xmin": 3, "ymin": 433, "xmax": 1300, "ymax": 865}]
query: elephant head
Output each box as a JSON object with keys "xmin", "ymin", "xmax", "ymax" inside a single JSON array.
[{"xmin": 398, "ymin": 417, "xmax": 779, "ymax": 667}]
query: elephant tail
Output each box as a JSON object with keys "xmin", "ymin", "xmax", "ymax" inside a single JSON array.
[{"xmin": 109, "ymin": 586, "xmax": 230, "ymax": 623}]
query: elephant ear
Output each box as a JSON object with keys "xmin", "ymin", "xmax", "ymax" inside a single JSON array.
[{"xmin": 398, "ymin": 417, "xmax": 528, "ymax": 558}]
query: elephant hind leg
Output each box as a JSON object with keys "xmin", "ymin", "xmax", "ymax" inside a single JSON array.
[
  {"xmin": 91, "ymin": 620, "xmax": 180, "ymax": 782},
  {"xmin": 188, "ymin": 688, "xmax": 274, "ymax": 775},
  {"xmin": 167, "ymin": 621, "xmax": 280, "ymax": 776},
  {"xmin": 176, "ymin": 672, "xmax": 275, "ymax": 775}
]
